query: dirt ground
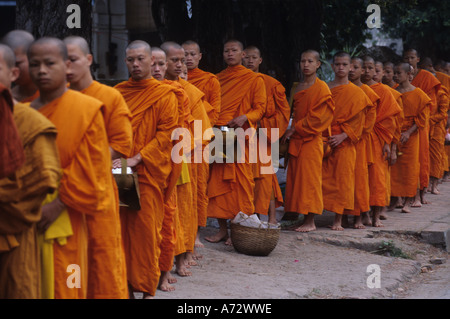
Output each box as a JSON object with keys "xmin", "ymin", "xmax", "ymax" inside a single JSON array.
[{"xmin": 149, "ymin": 219, "xmax": 448, "ymax": 300}]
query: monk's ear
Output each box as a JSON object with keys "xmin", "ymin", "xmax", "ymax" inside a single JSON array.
[
  {"xmin": 316, "ymin": 59, "xmax": 321, "ymax": 69},
  {"xmin": 10, "ymin": 66, "xmax": 20, "ymax": 83},
  {"xmin": 86, "ymin": 54, "xmax": 93, "ymax": 66},
  {"xmin": 198, "ymin": 52, "xmax": 202, "ymax": 61}
]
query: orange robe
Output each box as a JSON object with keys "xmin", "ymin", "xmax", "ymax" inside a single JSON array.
[
  {"xmin": 158, "ymin": 80, "xmax": 187, "ymax": 272},
  {"xmin": 391, "ymin": 88, "xmax": 430, "ymax": 197},
  {"xmin": 80, "ymin": 80, "xmax": 133, "ymax": 299},
  {"xmin": 253, "ymin": 74, "xmax": 290, "ymax": 215},
  {"xmin": 412, "ymin": 69, "xmax": 441, "ymax": 187},
  {"xmin": 20, "ymin": 90, "xmax": 40, "ymax": 103},
  {"xmin": 178, "ymin": 77, "xmax": 211, "ymax": 250},
  {"xmin": 345, "ymin": 84, "xmax": 378, "ymax": 216},
  {"xmin": 208, "ymin": 65, "xmax": 266, "ymax": 219},
  {"xmin": 284, "ymin": 78, "xmax": 334, "ymax": 215},
  {"xmin": 0, "ymin": 102, "xmax": 60, "ymax": 299},
  {"xmin": 38, "ymin": 89, "xmax": 116, "ymax": 299},
  {"xmin": 322, "ymin": 82, "xmax": 370, "ymax": 214},
  {"xmin": 435, "ymin": 71, "xmax": 450, "ymax": 173},
  {"xmin": 434, "ymin": 86, "xmax": 449, "ymax": 178},
  {"xmin": 368, "ymin": 83, "xmax": 402, "ymax": 207},
  {"xmin": 187, "ymin": 68, "xmax": 221, "ymax": 228},
  {"xmin": 114, "ymin": 78, "xmax": 179, "ymax": 296}
]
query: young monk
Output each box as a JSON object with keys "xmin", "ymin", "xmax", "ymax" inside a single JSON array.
[
  {"xmin": 243, "ymin": 45, "xmax": 290, "ymax": 225},
  {"xmin": 322, "ymin": 52, "xmax": 371, "ymax": 230},
  {"xmin": 150, "ymin": 46, "xmax": 188, "ymax": 291},
  {"xmin": 28, "ymin": 37, "xmax": 116, "ymax": 299},
  {"xmin": 347, "ymin": 57, "xmax": 378, "ymax": 229},
  {"xmin": 373, "ymin": 61, "xmax": 404, "ymax": 216},
  {"xmin": 390, "ymin": 62, "xmax": 430, "ymax": 213},
  {"xmin": 182, "ymin": 40, "xmax": 221, "ymax": 250},
  {"xmin": 282, "ymin": 50, "xmax": 334, "ymax": 232},
  {"xmin": 361, "ymin": 56, "xmax": 402, "ymax": 227},
  {"xmin": 383, "ymin": 62, "xmax": 398, "ymax": 88},
  {"xmin": 1, "ymin": 30, "xmax": 39, "ymax": 102},
  {"xmin": 403, "ymin": 49, "xmax": 441, "ymax": 204},
  {"xmin": 0, "ymin": 44, "xmax": 60, "ymax": 299},
  {"xmin": 161, "ymin": 41, "xmax": 211, "ymax": 274},
  {"xmin": 114, "ymin": 40, "xmax": 180, "ymax": 299},
  {"xmin": 206, "ymin": 39, "xmax": 266, "ymax": 243},
  {"xmin": 63, "ymin": 36, "xmax": 132, "ymax": 299}
]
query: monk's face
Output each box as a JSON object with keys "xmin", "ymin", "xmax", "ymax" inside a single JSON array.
[
  {"xmin": 0, "ymin": 52, "xmax": 19, "ymax": 89},
  {"xmin": 166, "ymin": 47, "xmax": 185, "ymax": 80},
  {"xmin": 183, "ymin": 44, "xmax": 201, "ymax": 70},
  {"xmin": 393, "ymin": 66, "xmax": 408, "ymax": 84},
  {"xmin": 382, "ymin": 65, "xmax": 394, "ymax": 83},
  {"xmin": 13, "ymin": 48, "xmax": 32, "ymax": 86},
  {"xmin": 373, "ymin": 63, "xmax": 384, "ymax": 83},
  {"xmin": 125, "ymin": 46, "xmax": 153, "ymax": 81},
  {"xmin": 243, "ymin": 49, "xmax": 262, "ymax": 72},
  {"xmin": 180, "ymin": 64, "xmax": 188, "ymax": 80},
  {"xmin": 28, "ymin": 42, "xmax": 69, "ymax": 92},
  {"xmin": 361, "ymin": 61, "xmax": 376, "ymax": 83},
  {"xmin": 349, "ymin": 60, "xmax": 362, "ymax": 82},
  {"xmin": 223, "ymin": 42, "xmax": 244, "ymax": 67},
  {"xmin": 151, "ymin": 51, "xmax": 167, "ymax": 81},
  {"xmin": 332, "ymin": 56, "xmax": 350, "ymax": 79},
  {"xmin": 66, "ymin": 44, "xmax": 92, "ymax": 84},
  {"xmin": 403, "ymin": 51, "xmax": 419, "ymax": 69},
  {"xmin": 300, "ymin": 52, "xmax": 320, "ymax": 76}
]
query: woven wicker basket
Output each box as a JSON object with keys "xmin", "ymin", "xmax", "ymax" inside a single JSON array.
[{"xmin": 230, "ymin": 222, "xmax": 280, "ymax": 256}]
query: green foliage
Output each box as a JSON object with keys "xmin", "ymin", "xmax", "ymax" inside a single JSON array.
[{"xmin": 373, "ymin": 240, "xmax": 411, "ymax": 259}]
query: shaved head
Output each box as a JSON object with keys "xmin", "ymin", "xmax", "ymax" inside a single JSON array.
[
  {"xmin": 63, "ymin": 36, "xmax": 91, "ymax": 55},
  {"xmin": 28, "ymin": 37, "xmax": 68, "ymax": 61},
  {"xmin": 301, "ymin": 49, "xmax": 320, "ymax": 62},
  {"xmin": 126, "ymin": 40, "xmax": 151, "ymax": 55},
  {"xmin": 244, "ymin": 45, "xmax": 261, "ymax": 56},
  {"xmin": 182, "ymin": 40, "xmax": 200, "ymax": 52},
  {"xmin": 0, "ymin": 44, "xmax": 16, "ymax": 69},
  {"xmin": 333, "ymin": 51, "xmax": 351, "ymax": 63},
  {"xmin": 396, "ymin": 62, "xmax": 412, "ymax": 73},
  {"xmin": 351, "ymin": 57, "xmax": 363, "ymax": 67},
  {"xmin": 404, "ymin": 48, "xmax": 419, "ymax": 58},
  {"xmin": 224, "ymin": 39, "xmax": 244, "ymax": 51},
  {"xmin": 1, "ymin": 30, "xmax": 35, "ymax": 53},
  {"xmin": 161, "ymin": 41, "xmax": 183, "ymax": 54},
  {"xmin": 362, "ymin": 55, "xmax": 375, "ymax": 64}
]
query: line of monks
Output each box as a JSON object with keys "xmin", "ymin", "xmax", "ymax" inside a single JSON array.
[{"xmin": 0, "ymin": 29, "xmax": 449, "ymax": 299}]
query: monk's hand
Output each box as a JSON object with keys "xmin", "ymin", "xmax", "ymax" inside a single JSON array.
[
  {"xmin": 328, "ymin": 133, "xmax": 347, "ymax": 149},
  {"xmin": 382, "ymin": 142, "xmax": 391, "ymax": 162},
  {"xmin": 281, "ymin": 128, "xmax": 295, "ymax": 144},
  {"xmin": 400, "ymin": 131, "xmax": 410, "ymax": 144},
  {"xmin": 37, "ymin": 197, "xmax": 66, "ymax": 232},
  {"xmin": 227, "ymin": 115, "xmax": 248, "ymax": 129},
  {"xmin": 389, "ymin": 144, "xmax": 398, "ymax": 166},
  {"xmin": 127, "ymin": 153, "xmax": 142, "ymax": 168},
  {"xmin": 112, "ymin": 158, "xmax": 122, "ymax": 169}
]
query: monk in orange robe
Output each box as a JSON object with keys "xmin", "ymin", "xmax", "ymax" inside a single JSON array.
[
  {"xmin": 382, "ymin": 62, "xmax": 398, "ymax": 89},
  {"xmin": 322, "ymin": 52, "xmax": 370, "ymax": 230},
  {"xmin": 404, "ymin": 49, "xmax": 441, "ymax": 204},
  {"xmin": 27, "ymin": 37, "xmax": 116, "ymax": 299},
  {"xmin": 182, "ymin": 40, "xmax": 221, "ymax": 249},
  {"xmin": 361, "ymin": 56, "xmax": 402, "ymax": 227},
  {"xmin": 347, "ymin": 57, "xmax": 378, "ymax": 229},
  {"xmin": 64, "ymin": 36, "xmax": 132, "ymax": 299},
  {"xmin": 374, "ymin": 62, "xmax": 405, "ymax": 217},
  {"xmin": 390, "ymin": 62, "xmax": 430, "ymax": 213},
  {"xmin": 1, "ymin": 30, "xmax": 39, "ymax": 103},
  {"xmin": 114, "ymin": 40, "xmax": 179, "ymax": 298},
  {"xmin": 150, "ymin": 47, "xmax": 189, "ymax": 291},
  {"xmin": 243, "ymin": 46, "xmax": 290, "ymax": 225},
  {"xmin": 282, "ymin": 50, "xmax": 334, "ymax": 232},
  {"xmin": 0, "ymin": 45, "xmax": 60, "ymax": 299},
  {"xmin": 206, "ymin": 39, "xmax": 266, "ymax": 244},
  {"xmin": 161, "ymin": 41, "xmax": 211, "ymax": 272}
]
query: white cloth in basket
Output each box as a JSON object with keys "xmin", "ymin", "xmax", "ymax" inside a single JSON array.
[{"xmin": 232, "ymin": 212, "xmax": 280, "ymax": 229}]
